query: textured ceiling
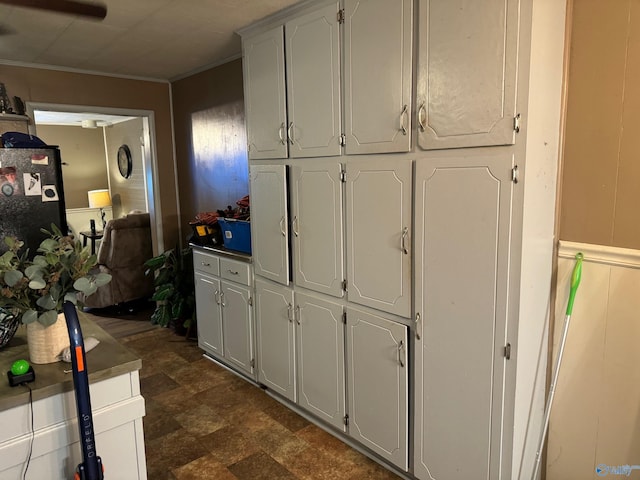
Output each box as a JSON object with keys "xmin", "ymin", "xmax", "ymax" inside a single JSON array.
[{"xmin": 0, "ymin": 0, "xmax": 299, "ymax": 81}]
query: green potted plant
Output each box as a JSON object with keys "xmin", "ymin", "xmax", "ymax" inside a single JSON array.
[
  {"xmin": 144, "ymin": 247, "xmax": 196, "ymax": 336},
  {"xmin": 0, "ymin": 225, "xmax": 112, "ymax": 363}
]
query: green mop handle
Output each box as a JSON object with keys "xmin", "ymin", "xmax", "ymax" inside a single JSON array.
[{"xmin": 565, "ymin": 252, "xmax": 583, "ymax": 316}]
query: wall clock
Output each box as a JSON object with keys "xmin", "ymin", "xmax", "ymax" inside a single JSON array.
[{"xmin": 117, "ymin": 144, "xmax": 132, "ymax": 179}]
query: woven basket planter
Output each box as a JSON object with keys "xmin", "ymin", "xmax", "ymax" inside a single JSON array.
[{"xmin": 27, "ymin": 312, "xmax": 70, "ymax": 364}]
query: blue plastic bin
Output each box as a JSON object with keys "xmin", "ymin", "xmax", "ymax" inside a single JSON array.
[{"xmin": 217, "ymin": 218, "xmax": 251, "ymax": 254}]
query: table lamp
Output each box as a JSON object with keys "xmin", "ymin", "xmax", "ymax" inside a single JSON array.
[{"xmin": 88, "ymin": 189, "xmax": 112, "ymax": 229}]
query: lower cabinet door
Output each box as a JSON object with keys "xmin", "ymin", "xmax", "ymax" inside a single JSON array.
[
  {"xmin": 295, "ymin": 291, "xmax": 346, "ymax": 431},
  {"xmin": 195, "ymin": 273, "xmax": 223, "ymax": 357},
  {"xmin": 346, "ymin": 306, "xmax": 408, "ymax": 470},
  {"xmin": 221, "ymin": 280, "xmax": 253, "ymax": 377},
  {"xmin": 255, "ymin": 277, "xmax": 296, "ymax": 402}
]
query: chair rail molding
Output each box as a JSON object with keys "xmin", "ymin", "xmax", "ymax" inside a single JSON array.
[{"xmin": 558, "ymin": 240, "xmax": 640, "ymax": 269}]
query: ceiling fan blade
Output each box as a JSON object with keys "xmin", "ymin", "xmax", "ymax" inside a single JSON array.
[{"xmin": 0, "ymin": 0, "xmax": 107, "ymax": 19}]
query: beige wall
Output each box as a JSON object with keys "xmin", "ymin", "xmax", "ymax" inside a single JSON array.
[
  {"xmin": 560, "ymin": 0, "xmax": 640, "ymax": 249},
  {"xmin": 171, "ymin": 59, "xmax": 248, "ymax": 239},
  {"xmin": 35, "ymin": 124, "xmax": 108, "ymax": 209},
  {"xmin": 0, "ymin": 64, "xmax": 179, "ymax": 249}
]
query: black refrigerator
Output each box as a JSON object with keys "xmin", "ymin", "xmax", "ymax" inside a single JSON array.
[{"xmin": 0, "ymin": 147, "xmax": 68, "ymax": 258}]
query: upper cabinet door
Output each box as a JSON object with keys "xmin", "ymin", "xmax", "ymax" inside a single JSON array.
[
  {"xmin": 250, "ymin": 165, "xmax": 290, "ymax": 285},
  {"xmin": 285, "ymin": 2, "xmax": 342, "ymax": 158},
  {"xmin": 290, "ymin": 160, "xmax": 344, "ymax": 298},
  {"xmin": 346, "ymin": 158, "xmax": 412, "ymax": 318},
  {"xmin": 243, "ymin": 26, "xmax": 288, "ymax": 159},
  {"xmin": 344, "ymin": 0, "xmax": 413, "ymax": 154},
  {"xmin": 416, "ymin": 0, "xmax": 519, "ymax": 149}
]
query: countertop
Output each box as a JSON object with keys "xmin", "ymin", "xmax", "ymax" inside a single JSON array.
[
  {"xmin": 190, "ymin": 242, "xmax": 252, "ymax": 263},
  {"xmin": 0, "ymin": 313, "xmax": 142, "ymax": 411}
]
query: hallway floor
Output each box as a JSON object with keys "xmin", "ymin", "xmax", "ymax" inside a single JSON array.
[{"xmin": 117, "ymin": 326, "xmax": 403, "ymax": 480}]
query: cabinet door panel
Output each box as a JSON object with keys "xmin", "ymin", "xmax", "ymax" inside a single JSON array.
[
  {"xmin": 221, "ymin": 281, "xmax": 253, "ymax": 377},
  {"xmin": 250, "ymin": 165, "xmax": 290, "ymax": 285},
  {"xmin": 344, "ymin": 0, "xmax": 413, "ymax": 154},
  {"xmin": 414, "ymin": 154, "xmax": 513, "ymax": 480},
  {"xmin": 255, "ymin": 278, "xmax": 296, "ymax": 402},
  {"xmin": 195, "ymin": 273, "xmax": 223, "ymax": 357},
  {"xmin": 346, "ymin": 158, "xmax": 412, "ymax": 317},
  {"xmin": 346, "ymin": 306, "xmax": 408, "ymax": 470},
  {"xmin": 243, "ymin": 26, "xmax": 288, "ymax": 159},
  {"xmin": 416, "ymin": 0, "xmax": 518, "ymax": 149},
  {"xmin": 286, "ymin": 2, "xmax": 342, "ymax": 158},
  {"xmin": 296, "ymin": 292, "xmax": 345, "ymax": 431},
  {"xmin": 291, "ymin": 161, "xmax": 344, "ymax": 298}
]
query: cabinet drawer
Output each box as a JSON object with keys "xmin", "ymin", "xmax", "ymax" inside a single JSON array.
[
  {"xmin": 193, "ymin": 250, "xmax": 220, "ymax": 276},
  {"xmin": 220, "ymin": 258, "xmax": 251, "ymax": 285}
]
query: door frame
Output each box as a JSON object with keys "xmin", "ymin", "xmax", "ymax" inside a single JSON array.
[{"xmin": 25, "ymin": 102, "xmax": 164, "ymax": 253}]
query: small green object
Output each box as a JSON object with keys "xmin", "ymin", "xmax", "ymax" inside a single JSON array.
[
  {"xmin": 11, "ymin": 359, "xmax": 30, "ymax": 376},
  {"xmin": 566, "ymin": 252, "xmax": 584, "ymax": 316}
]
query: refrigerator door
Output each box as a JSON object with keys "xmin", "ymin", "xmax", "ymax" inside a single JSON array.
[{"xmin": 0, "ymin": 147, "xmax": 67, "ymax": 258}]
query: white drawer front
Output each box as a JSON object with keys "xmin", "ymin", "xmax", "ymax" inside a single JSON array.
[
  {"xmin": 220, "ymin": 257, "xmax": 251, "ymax": 285},
  {"xmin": 193, "ymin": 250, "xmax": 220, "ymax": 276}
]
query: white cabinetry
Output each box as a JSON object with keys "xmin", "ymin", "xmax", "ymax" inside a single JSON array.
[
  {"xmin": 193, "ymin": 249, "xmax": 255, "ymax": 379},
  {"xmin": 295, "ymin": 291, "xmax": 346, "ymax": 430},
  {"xmin": 286, "ymin": 2, "xmax": 342, "ymax": 158},
  {"xmin": 255, "ymin": 277, "xmax": 297, "ymax": 401},
  {"xmin": 346, "ymin": 306, "xmax": 408, "ymax": 470},
  {"xmin": 343, "ymin": 0, "xmax": 413, "ymax": 154},
  {"xmin": 345, "ymin": 158, "xmax": 412, "ymax": 317},
  {"xmin": 290, "ymin": 160, "xmax": 344, "ymax": 297},
  {"xmin": 416, "ymin": 0, "xmax": 519, "ymax": 149},
  {"xmin": 413, "ymin": 154, "xmax": 513, "ymax": 479},
  {"xmin": 243, "ymin": 26, "xmax": 288, "ymax": 159},
  {"xmin": 250, "ymin": 165, "xmax": 290, "ymax": 285},
  {"xmin": 241, "ymin": 0, "xmax": 413, "ymax": 158}
]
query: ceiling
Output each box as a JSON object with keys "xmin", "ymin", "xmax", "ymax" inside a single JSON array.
[{"xmin": 0, "ymin": 0, "xmax": 300, "ymax": 81}]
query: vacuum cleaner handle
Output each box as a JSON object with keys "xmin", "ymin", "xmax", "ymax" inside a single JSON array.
[{"xmin": 63, "ymin": 301, "xmax": 104, "ymax": 480}]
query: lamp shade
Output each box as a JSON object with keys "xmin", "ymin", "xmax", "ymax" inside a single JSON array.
[{"xmin": 88, "ymin": 189, "xmax": 112, "ymax": 208}]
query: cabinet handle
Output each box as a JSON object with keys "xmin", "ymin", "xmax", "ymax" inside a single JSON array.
[
  {"xmin": 398, "ymin": 340, "xmax": 405, "ymax": 368},
  {"xmin": 280, "ymin": 216, "xmax": 286, "ymax": 237},
  {"xmin": 279, "ymin": 122, "xmax": 286, "ymax": 145},
  {"xmin": 416, "ymin": 312, "xmax": 421, "ymax": 340},
  {"xmin": 287, "ymin": 122, "xmax": 294, "ymax": 144},
  {"xmin": 287, "ymin": 302, "xmax": 294, "ymax": 323},
  {"xmin": 220, "ymin": 291, "xmax": 226, "ymax": 307},
  {"xmin": 292, "ymin": 216, "xmax": 299, "ymax": 237},
  {"xmin": 401, "ymin": 227, "xmax": 408, "ymax": 255},
  {"xmin": 399, "ymin": 104, "xmax": 408, "ymax": 135},
  {"xmin": 201, "ymin": 262, "xmax": 211, "ymax": 267},
  {"xmin": 214, "ymin": 289, "xmax": 220, "ymax": 305},
  {"xmin": 227, "ymin": 269, "xmax": 239, "ymax": 275},
  {"xmin": 417, "ymin": 102, "xmax": 427, "ymax": 132},
  {"xmin": 295, "ymin": 305, "xmax": 301, "ymax": 325}
]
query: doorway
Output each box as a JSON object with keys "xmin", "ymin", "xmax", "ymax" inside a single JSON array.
[{"xmin": 25, "ymin": 102, "xmax": 163, "ymax": 253}]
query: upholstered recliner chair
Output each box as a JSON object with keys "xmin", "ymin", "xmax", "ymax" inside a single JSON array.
[{"xmin": 83, "ymin": 212, "xmax": 154, "ymax": 309}]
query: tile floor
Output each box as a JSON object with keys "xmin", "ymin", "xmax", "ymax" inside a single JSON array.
[{"xmin": 119, "ymin": 327, "xmax": 403, "ymax": 480}]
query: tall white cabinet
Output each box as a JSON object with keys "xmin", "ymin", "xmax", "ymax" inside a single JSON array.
[{"xmin": 240, "ymin": 0, "xmax": 567, "ymax": 479}]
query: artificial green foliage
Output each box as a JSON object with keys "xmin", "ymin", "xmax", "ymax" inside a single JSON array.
[
  {"xmin": 0, "ymin": 225, "xmax": 112, "ymax": 326},
  {"xmin": 144, "ymin": 247, "xmax": 195, "ymax": 329}
]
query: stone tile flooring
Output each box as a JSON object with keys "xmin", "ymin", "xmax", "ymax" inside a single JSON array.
[{"xmin": 120, "ymin": 327, "xmax": 403, "ymax": 480}]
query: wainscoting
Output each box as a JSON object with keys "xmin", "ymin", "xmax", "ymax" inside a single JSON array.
[
  {"xmin": 66, "ymin": 206, "xmax": 113, "ymax": 237},
  {"xmin": 548, "ymin": 242, "xmax": 640, "ymax": 479}
]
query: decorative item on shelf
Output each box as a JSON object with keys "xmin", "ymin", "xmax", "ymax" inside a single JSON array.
[
  {"xmin": 0, "ymin": 308, "xmax": 20, "ymax": 349},
  {"xmin": 0, "ymin": 226, "xmax": 112, "ymax": 363},
  {"xmin": 87, "ymin": 188, "xmax": 111, "ymax": 229},
  {"xmin": 0, "ymin": 83, "xmax": 14, "ymax": 114}
]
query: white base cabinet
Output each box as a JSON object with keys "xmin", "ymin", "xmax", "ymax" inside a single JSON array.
[
  {"xmin": 193, "ymin": 248, "xmax": 255, "ymax": 379},
  {"xmin": 346, "ymin": 306, "xmax": 408, "ymax": 470}
]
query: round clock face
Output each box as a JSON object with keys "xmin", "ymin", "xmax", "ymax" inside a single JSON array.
[{"xmin": 117, "ymin": 144, "xmax": 132, "ymax": 179}]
